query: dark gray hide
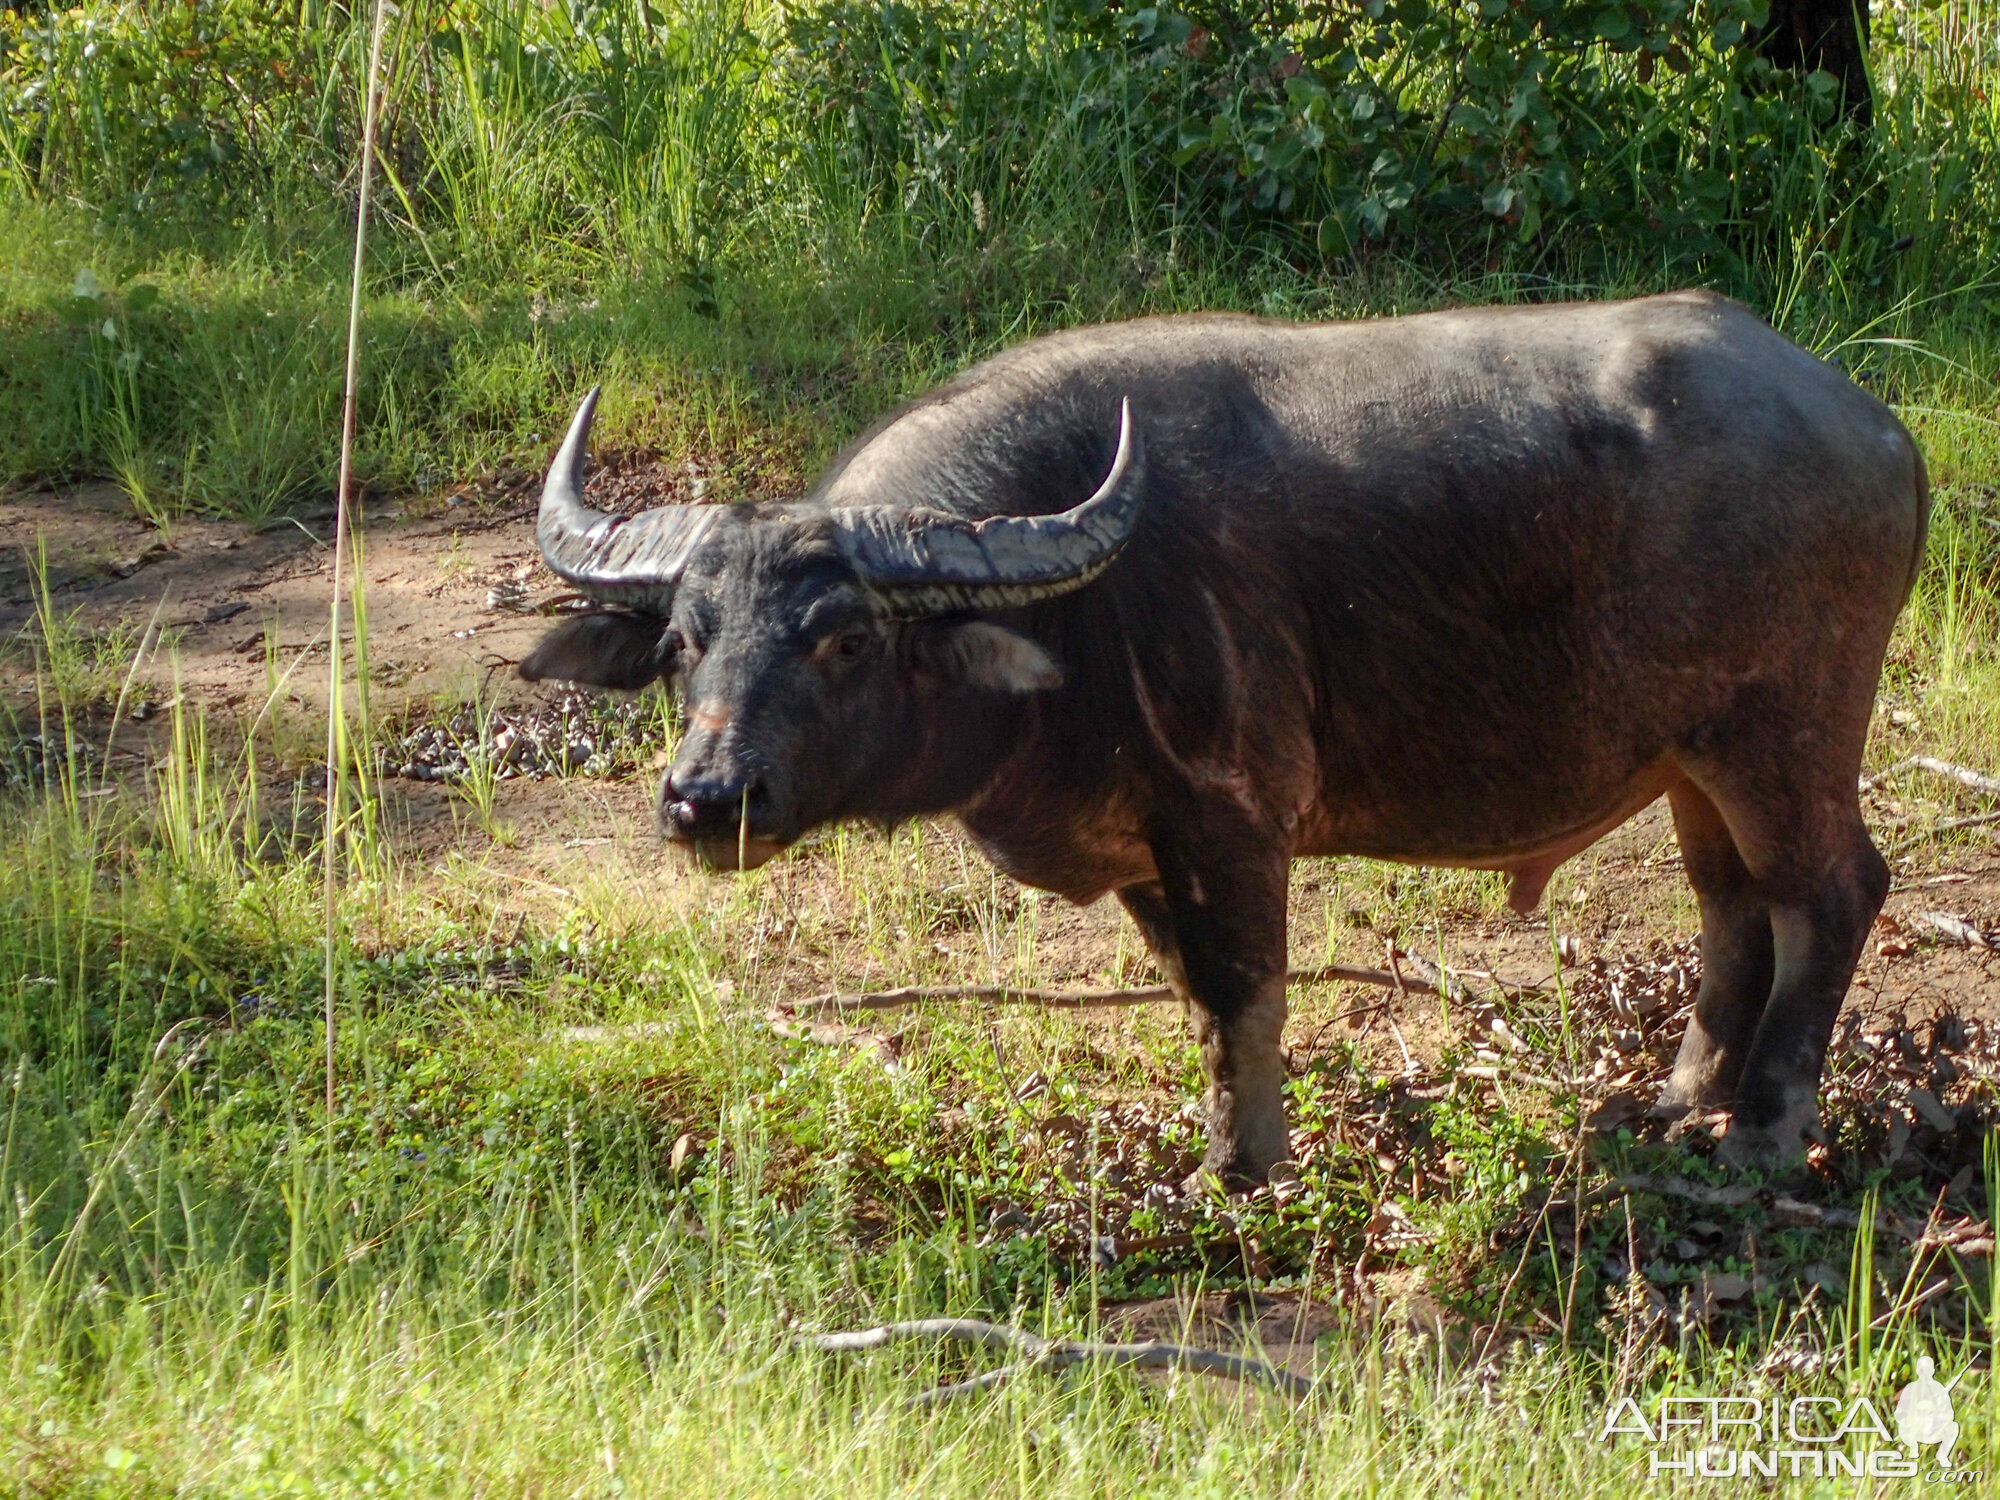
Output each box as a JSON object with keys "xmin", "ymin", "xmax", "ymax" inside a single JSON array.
[{"xmin": 521, "ymin": 291, "xmax": 1929, "ymax": 1183}]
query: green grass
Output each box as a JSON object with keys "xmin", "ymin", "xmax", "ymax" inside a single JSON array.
[
  {"xmin": 2, "ymin": 0, "xmax": 1997, "ymax": 525},
  {"xmin": 2, "ymin": 555, "xmax": 1998, "ymax": 1492}
]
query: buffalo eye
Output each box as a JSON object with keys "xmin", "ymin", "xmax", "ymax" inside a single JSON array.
[{"xmin": 815, "ymin": 627, "xmax": 873, "ymax": 665}]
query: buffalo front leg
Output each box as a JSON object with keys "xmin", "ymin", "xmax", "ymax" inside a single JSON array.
[{"xmin": 1117, "ymin": 838, "xmax": 1292, "ymax": 1187}]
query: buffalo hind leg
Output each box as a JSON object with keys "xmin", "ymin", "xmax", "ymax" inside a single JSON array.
[
  {"xmin": 1656, "ymin": 780, "xmax": 1774, "ymax": 1113},
  {"xmin": 1117, "ymin": 839, "xmax": 1291, "ymax": 1187},
  {"xmin": 1682, "ymin": 770, "xmax": 1888, "ymax": 1170},
  {"xmin": 1720, "ymin": 828, "xmax": 1886, "ymax": 1167}
]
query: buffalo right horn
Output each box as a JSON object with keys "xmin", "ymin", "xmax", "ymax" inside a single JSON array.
[
  {"xmin": 534, "ymin": 386, "xmax": 718, "ymax": 613},
  {"xmin": 828, "ymin": 398, "xmax": 1146, "ymax": 618}
]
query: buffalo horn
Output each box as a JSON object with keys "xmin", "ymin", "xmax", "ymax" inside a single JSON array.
[
  {"xmin": 534, "ymin": 386, "xmax": 718, "ymax": 613},
  {"xmin": 828, "ymin": 398, "xmax": 1145, "ymax": 617}
]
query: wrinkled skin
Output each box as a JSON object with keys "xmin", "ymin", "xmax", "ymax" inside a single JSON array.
[{"xmin": 523, "ymin": 291, "xmax": 1929, "ymax": 1184}]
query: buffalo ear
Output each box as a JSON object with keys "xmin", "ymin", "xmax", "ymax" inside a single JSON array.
[
  {"xmin": 519, "ymin": 612, "xmax": 673, "ymax": 690},
  {"xmin": 922, "ymin": 620, "xmax": 1062, "ymax": 693}
]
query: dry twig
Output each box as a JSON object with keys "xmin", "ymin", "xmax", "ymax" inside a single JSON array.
[
  {"xmin": 1888, "ymin": 812, "xmax": 2000, "ymax": 855},
  {"xmin": 1460, "ymin": 1064, "xmax": 1573, "ymax": 1092},
  {"xmin": 805, "ymin": 1318, "xmax": 1313, "ymax": 1404},
  {"xmin": 1381, "ymin": 942, "xmax": 1418, "ymax": 1074},
  {"xmin": 790, "ymin": 961, "xmax": 1420, "ymax": 1016},
  {"xmin": 1865, "ymin": 756, "xmax": 2000, "ymax": 798},
  {"xmin": 1913, "ymin": 910, "xmax": 1998, "ymax": 948}
]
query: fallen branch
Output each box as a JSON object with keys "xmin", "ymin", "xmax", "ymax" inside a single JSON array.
[
  {"xmin": 1396, "ymin": 950, "xmax": 1478, "ymax": 1004},
  {"xmin": 791, "ymin": 960, "xmax": 1452, "ymax": 1016},
  {"xmin": 1865, "ymin": 756, "xmax": 2000, "ymax": 798},
  {"xmin": 805, "ymin": 1317, "xmax": 1313, "ymax": 1404},
  {"xmin": 765, "ymin": 1012, "xmax": 901, "ymax": 1066},
  {"xmin": 1460, "ymin": 1064, "xmax": 1574, "ymax": 1092},
  {"xmin": 1380, "ymin": 942, "xmax": 1418, "ymax": 1073},
  {"xmin": 792, "ymin": 982, "xmax": 1177, "ymax": 1015},
  {"xmin": 1617, "ymin": 1173, "xmax": 1760, "ymax": 1209},
  {"xmin": 1889, "ymin": 811, "xmax": 2000, "ymax": 855},
  {"xmin": 1913, "ymin": 910, "xmax": 1998, "ymax": 949}
]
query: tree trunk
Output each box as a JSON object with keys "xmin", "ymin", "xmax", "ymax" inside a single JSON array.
[{"xmin": 1758, "ymin": 0, "xmax": 1873, "ymax": 125}]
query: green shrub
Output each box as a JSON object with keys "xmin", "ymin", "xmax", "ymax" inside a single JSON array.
[
  {"xmin": 15, "ymin": 0, "xmax": 1991, "ymax": 279},
  {"xmin": 0, "ymin": 0, "xmax": 350, "ymax": 215},
  {"xmin": 1, "ymin": 0, "xmax": 1995, "ymax": 505}
]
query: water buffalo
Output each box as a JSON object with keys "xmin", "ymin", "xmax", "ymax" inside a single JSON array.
[{"xmin": 520, "ymin": 291, "xmax": 1928, "ymax": 1182}]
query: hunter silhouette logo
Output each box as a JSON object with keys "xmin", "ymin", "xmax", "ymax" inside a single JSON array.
[
  {"xmin": 1595, "ymin": 1359, "xmax": 1983, "ymax": 1482},
  {"xmin": 1895, "ymin": 1358, "xmax": 1962, "ymax": 1469}
]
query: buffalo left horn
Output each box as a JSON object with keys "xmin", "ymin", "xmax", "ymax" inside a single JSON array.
[
  {"xmin": 534, "ymin": 386, "xmax": 719, "ymax": 613},
  {"xmin": 828, "ymin": 398, "xmax": 1146, "ymax": 618}
]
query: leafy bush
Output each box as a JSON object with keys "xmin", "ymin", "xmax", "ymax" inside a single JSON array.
[
  {"xmin": 778, "ymin": 0, "xmax": 1870, "ymax": 263},
  {"xmin": 0, "ymin": 0, "xmax": 346, "ymax": 214},
  {"xmin": 2, "ymin": 0, "xmax": 1995, "ymax": 508},
  {"xmin": 1156, "ymin": 0, "xmax": 1817, "ymax": 248},
  {"xmin": 0, "ymin": 0, "xmax": 1900, "ymax": 270}
]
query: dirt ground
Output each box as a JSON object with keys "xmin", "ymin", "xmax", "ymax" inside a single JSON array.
[{"xmin": 4, "ymin": 480, "xmax": 1996, "ymax": 1061}]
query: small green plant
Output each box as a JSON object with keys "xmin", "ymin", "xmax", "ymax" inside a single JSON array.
[
  {"xmin": 17, "ymin": 545, "xmax": 144, "ymax": 710},
  {"xmin": 446, "ymin": 687, "xmax": 509, "ymax": 843},
  {"xmin": 183, "ymin": 307, "xmax": 342, "ymax": 526},
  {"xmin": 53, "ymin": 266, "xmax": 172, "ymax": 526}
]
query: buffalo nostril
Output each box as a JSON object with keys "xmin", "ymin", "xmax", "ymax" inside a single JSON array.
[
  {"xmin": 661, "ymin": 772, "xmax": 765, "ymax": 833},
  {"xmin": 668, "ymin": 768, "xmax": 768, "ymax": 828}
]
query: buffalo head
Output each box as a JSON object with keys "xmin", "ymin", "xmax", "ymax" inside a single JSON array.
[{"xmin": 518, "ymin": 388, "xmax": 1145, "ymax": 869}]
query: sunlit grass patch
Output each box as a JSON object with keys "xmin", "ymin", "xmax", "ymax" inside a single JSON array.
[{"xmin": 1, "ymin": 588, "xmax": 1997, "ymax": 1493}]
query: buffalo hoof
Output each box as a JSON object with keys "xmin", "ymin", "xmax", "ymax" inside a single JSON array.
[
  {"xmin": 1713, "ymin": 1098, "xmax": 1822, "ymax": 1175},
  {"xmin": 1654, "ymin": 1073, "xmax": 1733, "ymax": 1115},
  {"xmin": 1192, "ymin": 1127, "xmax": 1287, "ymax": 1194},
  {"xmin": 1180, "ymin": 1161, "xmax": 1270, "ymax": 1198}
]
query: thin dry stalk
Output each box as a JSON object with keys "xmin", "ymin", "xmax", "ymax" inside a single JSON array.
[
  {"xmin": 806, "ymin": 1317, "xmax": 1314, "ymax": 1403},
  {"xmin": 1380, "ymin": 941, "xmax": 1419, "ymax": 1073},
  {"xmin": 789, "ymin": 962, "xmax": 1418, "ymax": 1016},
  {"xmin": 322, "ymin": 0, "xmax": 394, "ymax": 1118},
  {"xmin": 1473, "ymin": 1129, "xmax": 1586, "ymax": 1369}
]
